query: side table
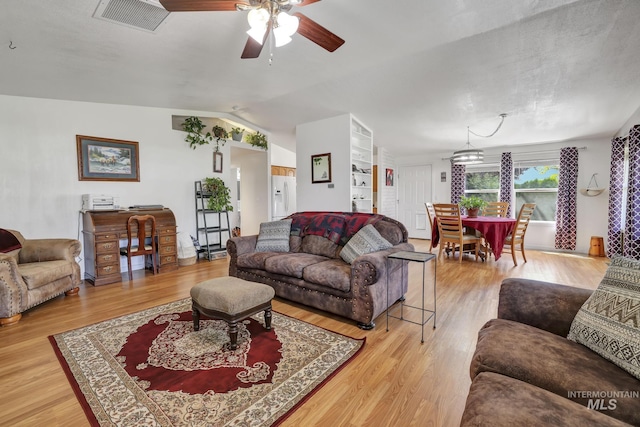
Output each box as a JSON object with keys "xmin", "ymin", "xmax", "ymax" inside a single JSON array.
[{"xmin": 386, "ymin": 251, "xmax": 436, "ymax": 343}]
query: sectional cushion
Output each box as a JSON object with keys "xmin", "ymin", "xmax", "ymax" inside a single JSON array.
[
  {"xmin": 340, "ymin": 224, "xmax": 392, "ymax": 264},
  {"xmin": 18, "ymin": 260, "xmax": 75, "ymax": 290},
  {"xmin": 255, "ymin": 219, "xmax": 292, "ymax": 252},
  {"xmin": 472, "ymin": 318, "xmax": 640, "ymax": 425},
  {"xmin": 301, "ymin": 235, "xmax": 340, "ymax": 258},
  {"xmin": 264, "ymin": 253, "xmax": 328, "ymax": 278},
  {"xmin": 302, "ymin": 259, "xmax": 351, "ymax": 292},
  {"xmin": 568, "ymin": 256, "xmax": 640, "ymax": 381}
]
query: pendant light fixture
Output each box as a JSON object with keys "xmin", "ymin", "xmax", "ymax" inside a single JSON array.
[{"xmin": 451, "ymin": 113, "xmax": 508, "ymax": 165}]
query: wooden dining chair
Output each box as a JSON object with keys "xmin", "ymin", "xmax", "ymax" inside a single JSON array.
[
  {"xmin": 433, "ymin": 203, "xmax": 481, "ymax": 263},
  {"xmin": 483, "ymin": 201, "xmax": 509, "ymax": 217},
  {"xmin": 503, "ymin": 203, "xmax": 536, "ymax": 266},
  {"xmin": 120, "ymin": 214, "xmax": 158, "ymax": 280},
  {"xmin": 425, "ymin": 202, "xmax": 436, "ymax": 252}
]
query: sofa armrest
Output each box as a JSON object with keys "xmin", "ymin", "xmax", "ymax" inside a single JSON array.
[
  {"xmin": 498, "ymin": 278, "xmax": 593, "ymax": 337},
  {"xmin": 226, "ymin": 236, "xmax": 257, "ymax": 257},
  {"xmin": 0, "ymin": 256, "xmax": 28, "ymax": 318},
  {"xmin": 353, "ymin": 242, "xmax": 416, "ymax": 286},
  {"xmin": 19, "ymin": 238, "xmax": 81, "ymax": 263}
]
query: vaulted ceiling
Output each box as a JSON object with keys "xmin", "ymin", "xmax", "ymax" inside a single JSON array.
[{"xmin": 1, "ymin": 0, "xmax": 639, "ymax": 155}]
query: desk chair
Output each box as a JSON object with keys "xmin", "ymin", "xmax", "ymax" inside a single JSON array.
[
  {"xmin": 120, "ymin": 214, "xmax": 158, "ymax": 280},
  {"xmin": 503, "ymin": 203, "xmax": 536, "ymax": 266},
  {"xmin": 433, "ymin": 203, "xmax": 480, "ymax": 263},
  {"xmin": 425, "ymin": 202, "xmax": 436, "ymax": 252}
]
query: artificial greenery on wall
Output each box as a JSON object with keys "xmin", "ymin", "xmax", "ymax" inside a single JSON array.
[
  {"xmin": 182, "ymin": 117, "xmax": 227, "ymax": 151},
  {"xmin": 245, "ymin": 131, "xmax": 268, "ymax": 150}
]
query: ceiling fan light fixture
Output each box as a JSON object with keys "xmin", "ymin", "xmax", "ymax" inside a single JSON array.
[
  {"xmin": 247, "ymin": 8, "xmax": 269, "ymax": 28},
  {"xmin": 277, "ymin": 11, "xmax": 299, "ymax": 35},
  {"xmin": 247, "ymin": 25, "xmax": 267, "ymax": 44}
]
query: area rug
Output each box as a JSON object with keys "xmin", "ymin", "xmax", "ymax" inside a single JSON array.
[{"xmin": 49, "ymin": 298, "xmax": 365, "ymax": 426}]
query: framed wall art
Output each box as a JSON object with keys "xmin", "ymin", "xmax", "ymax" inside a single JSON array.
[
  {"xmin": 213, "ymin": 151, "xmax": 223, "ymax": 173},
  {"xmin": 386, "ymin": 168, "xmax": 394, "ymax": 186},
  {"xmin": 76, "ymin": 135, "xmax": 140, "ymax": 182},
  {"xmin": 311, "ymin": 153, "xmax": 332, "ymax": 184}
]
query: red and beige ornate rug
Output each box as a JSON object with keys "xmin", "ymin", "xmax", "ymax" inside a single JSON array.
[{"xmin": 49, "ymin": 298, "xmax": 365, "ymax": 426}]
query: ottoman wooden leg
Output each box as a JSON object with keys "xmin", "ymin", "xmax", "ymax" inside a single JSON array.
[
  {"xmin": 192, "ymin": 305, "xmax": 200, "ymax": 331},
  {"xmin": 228, "ymin": 321, "xmax": 238, "ymax": 350},
  {"xmin": 264, "ymin": 307, "xmax": 272, "ymax": 330}
]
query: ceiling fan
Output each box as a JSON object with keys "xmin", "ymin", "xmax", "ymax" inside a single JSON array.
[{"xmin": 158, "ymin": 0, "xmax": 345, "ymax": 59}]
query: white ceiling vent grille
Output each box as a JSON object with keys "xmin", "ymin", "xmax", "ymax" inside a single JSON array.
[{"xmin": 93, "ymin": 0, "xmax": 170, "ymax": 33}]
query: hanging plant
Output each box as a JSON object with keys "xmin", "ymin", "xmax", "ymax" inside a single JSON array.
[
  {"xmin": 182, "ymin": 116, "xmax": 213, "ymax": 149},
  {"xmin": 245, "ymin": 131, "xmax": 268, "ymax": 150},
  {"xmin": 231, "ymin": 127, "xmax": 245, "ymax": 141},
  {"xmin": 202, "ymin": 177, "xmax": 234, "ymax": 212}
]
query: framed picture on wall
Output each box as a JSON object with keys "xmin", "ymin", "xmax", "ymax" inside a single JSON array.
[
  {"xmin": 76, "ymin": 135, "xmax": 140, "ymax": 182},
  {"xmin": 386, "ymin": 168, "xmax": 394, "ymax": 186},
  {"xmin": 213, "ymin": 151, "xmax": 223, "ymax": 173},
  {"xmin": 311, "ymin": 153, "xmax": 332, "ymax": 183}
]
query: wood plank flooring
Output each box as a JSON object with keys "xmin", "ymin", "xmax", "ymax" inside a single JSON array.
[{"xmin": 0, "ymin": 240, "xmax": 609, "ymax": 426}]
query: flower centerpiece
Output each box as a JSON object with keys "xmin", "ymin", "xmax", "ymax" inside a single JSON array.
[{"xmin": 459, "ymin": 195, "xmax": 487, "ymax": 218}]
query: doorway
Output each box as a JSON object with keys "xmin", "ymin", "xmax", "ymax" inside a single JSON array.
[{"xmin": 397, "ymin": 164, "xmax": 433, "ymax": 239}]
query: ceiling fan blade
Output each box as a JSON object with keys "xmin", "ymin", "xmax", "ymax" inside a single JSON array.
[
  {"xmin": 159, "ymin": 0, "xmax": 240, "ymax": 12},
  {"xmin": 241, "ymin": 24, "xmax": 271, "ymax": 59},
  {"xmin": 292, "ymin": 12, "xmax": 345, "ymax": 52}
]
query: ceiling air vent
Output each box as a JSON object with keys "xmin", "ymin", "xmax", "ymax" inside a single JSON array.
[{"xmin": 93, "ymin": 0, "xmax": 170, "ymax": 33}]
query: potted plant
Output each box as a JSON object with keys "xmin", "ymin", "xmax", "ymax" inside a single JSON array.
[
  {"xmin": 459, "ymin": 195, "xmax": 487, "ymax": 218},
  {"xmin": 202, "ymin": 177, "xmax": 234, "ymax": 212},
  {"xmin": 182, "ymin": 116, "xmax": 213, "ymax": 149},
  {"xmin": 230, "ymin": 127, "xmax": 245, "ymax": 142},
  {"xmin": 245, "ymin": 131, "xmax": 268, "ymax": 150}
]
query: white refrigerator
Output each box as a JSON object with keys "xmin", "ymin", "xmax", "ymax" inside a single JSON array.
[{"xmin": 272, "ymin": 175, "xmax": 296, "ymax": 220}]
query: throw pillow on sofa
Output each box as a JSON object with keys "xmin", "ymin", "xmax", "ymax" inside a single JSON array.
[
  {"xmin": 568, "ymin": 255, "xmax": 640, "ymax": 380},
  {"xmin": 340, "ymin": 224, "xmax": 392, "ymax": 264},
  {"xmin": 255, "ymin": 219, "xmax": 292, "ymax": 252}
]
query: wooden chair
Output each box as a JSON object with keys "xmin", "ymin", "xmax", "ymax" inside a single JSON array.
[
  {"xmin": 120, "ymin": 214, "xmax": 158, "ymax": 280},
  {"xmin": 433, "ymin": 203, "xmax": 481, "ymax": 263},
  {"xmin": 425, "ymin": 202, "xmax": 436, "ymax": 252},
  {"xmin": 503, "ymin": 203, "xmax": 536, "ymax": 266},
  {"xmin": 483, "ymin": 201, "xmax": 509, "ymax": 217}
]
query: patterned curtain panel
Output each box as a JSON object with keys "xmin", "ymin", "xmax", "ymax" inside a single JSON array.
[
  {"xmin": 607, "ymin": 137, "xmax": 626, "ymax": 257},
  {"xmin": 499, "ymin": 152, "xmax": 513, "ymax": 217},
  {"xmin": 624, "ymin": 125, "xmax": 640, "ymax": 259},
  {"xmin": 451, "ymin": 163, "xmax": 466, "ymax": 203},
  {"xmin": 555, "ymin": 147, "xmax": 579, "ymax": 250}
]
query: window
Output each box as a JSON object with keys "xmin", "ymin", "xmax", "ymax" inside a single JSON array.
[
  {"xmin": 514, "ymin": 163, "xmax": 559, "ymax": 221},
  {"xmin": 465, "ymin": 165, "xmax": 499, "ymax": 203}
]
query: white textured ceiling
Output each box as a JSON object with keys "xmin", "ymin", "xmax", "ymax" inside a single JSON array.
[{"xmin": 1, "ymin": 0, "xmax": 639, "ymax": 155}]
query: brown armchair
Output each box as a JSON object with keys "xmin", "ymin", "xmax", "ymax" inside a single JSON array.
[{"xmin": 0, "ymin": 229, "xmax": 82, "ymax": 326}]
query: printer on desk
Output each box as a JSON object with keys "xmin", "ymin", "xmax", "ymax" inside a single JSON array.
[{"xmin": 82, "ymin": 194, "xmax": 120, "ymax": 211}]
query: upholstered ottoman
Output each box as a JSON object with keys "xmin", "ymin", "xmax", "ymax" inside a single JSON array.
[{"xmin": 190, "ymin": 276, "xmax": 275, "ymax": 350}]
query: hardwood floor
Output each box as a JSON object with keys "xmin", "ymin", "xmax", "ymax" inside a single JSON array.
[{"xmin": 0, "ymin": 240, "xmax": 609, "ymax": 427}]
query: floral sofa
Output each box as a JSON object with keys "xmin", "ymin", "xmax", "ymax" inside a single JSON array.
[
  {"xmin": 0, "ymin": 229, "xmax": 82, "ymax": 325},
  {"xmin": 461, "ymin": 259, "xmax": 640, "ymax": 426},
  {"xmin": 227, "ymin": 211, "xmax": 414, "ymax": 329}
]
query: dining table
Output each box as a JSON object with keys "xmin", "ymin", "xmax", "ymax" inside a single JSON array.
[{"xmin": 431, "ymin": 216, "xmax": 517, "ymax": 260}]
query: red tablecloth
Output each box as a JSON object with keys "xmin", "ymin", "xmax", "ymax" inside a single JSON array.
[{"xmin": 431, "ymin": 216, "xmax": 516, "ymax": 260}]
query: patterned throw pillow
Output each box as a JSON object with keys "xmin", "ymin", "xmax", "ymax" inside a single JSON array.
[
  {"xmin": 255, "ymin": 219, "xmax": 292, "ymax": 252},
  {"xmin": 340, "ymin": 224, "xmax": 392, "ymax": 265},
  {"xmin": 568, "ymin": 256, "xmax": 640, "ymax": 380}
]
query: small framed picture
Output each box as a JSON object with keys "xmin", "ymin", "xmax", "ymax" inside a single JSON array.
[
  {"xmin": 311, "ymin": 153, "xmax": 332, "ymax": 183},
  {"xmin": 386, "ymin": 168, "xmax": 394, "ymax": 186},
  {"xmin": 213, "ymin": 151, "xmax": 223, "ymax": 173},
  {"xmin": 76, "ymin": 135, "xmax": 140, "ymax": 182}
]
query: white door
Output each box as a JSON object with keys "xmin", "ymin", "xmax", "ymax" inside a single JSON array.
[{"xmin": 398, "ymin": 165, "xmax": 433, "ymax": 239}]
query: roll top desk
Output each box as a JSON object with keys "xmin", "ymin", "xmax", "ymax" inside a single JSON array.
[{"xmin": 82, "ymin": 208, "xmax": 178, "ymax": 286}]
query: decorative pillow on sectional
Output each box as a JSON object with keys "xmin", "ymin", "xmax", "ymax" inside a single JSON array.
[
  {"xmin": 340, "ymin": 224, "xmax": 392, "ymax": 265},
  {"xmin": 568, "ymin": 256, "xmax": 640, "ymax": 380},
  {"xmin": 303, "ymin": 214, "xmax": 346, "ymax": 244},
  {"xmin": 255, "ymin": 219, "xmax": 292, "ymax": 252}
]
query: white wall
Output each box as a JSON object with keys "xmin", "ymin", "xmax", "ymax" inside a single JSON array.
[
  {"xmin": 616, "ymin": 104, "xmax": 640, "ymax": 138},
  {"xmin": 296, "ymin": 114, "xmax": 352, "ymax": 212},
  {"xmin": 396, "ymin": 138, "xmax": 611, "ymax": 254},
  {"xmin": 270, "ymin": 143, "xmax": 296, "ymax": 167},
  {"xmin": 376, "ymin": 147, "xmax": 397, "ymax": 218},
  {"xmin": 0, "ymin": 94, "xmax": 269, "ymax": 274}
]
